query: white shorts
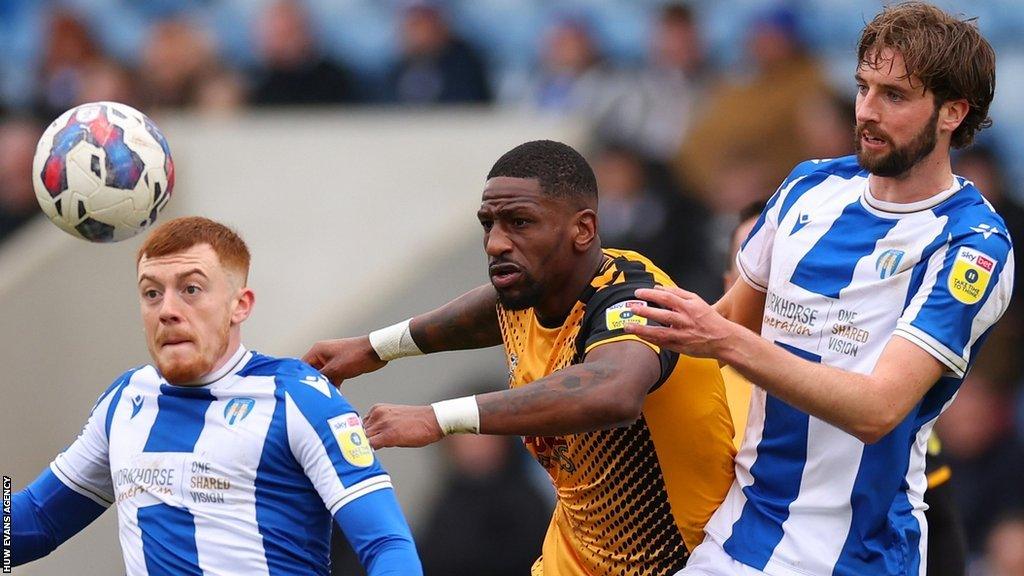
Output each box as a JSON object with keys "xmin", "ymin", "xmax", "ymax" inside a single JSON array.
[{"xmin": 675, "ymin": 538, "xmax": 770, "ymax": 576}]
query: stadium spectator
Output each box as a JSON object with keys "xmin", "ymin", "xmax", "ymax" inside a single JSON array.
[
  {"xmin": 76, "ymin": 60, "xmax": 142, "ymax": 110},
  {"xmin": 0, "ymin": 117, "xmax": 42, "ymax": 241},
  {"xmin": 138, "ymin": 18, "xmax": 220, "ymax": 109},
  {"xmin": 587, "ymin": 3, "xmax": 709, "ymax": 162},
  {"xmin": 794, "ymin": 92, "xmax": 857, "ymax": 160},
  {"xmin": 982, "ymin": 513, "xmax": 1024, "ymax": 576},
  {"xmin": 522, "ymin": 17, "xmax": 608, "ymax": 114},
  {"xmin": 385, "ymin": 3, "xmax": 491, "ymax": 105},
  {"xmin": 305, "ymin": 140, "xmax": 736, "ymax": 574},
  {"xmin": 628, "ymin": 4, "xmax": 1012, "ymax": 574},
  {"xmin": 10, "ymin": 217, "xmax": 423, "ymax": 575},
  {"xmin": 250, "ymin": 0, "xmax": 356, "ymax": 106},
  {"xmin": 195, "ymin": 67, "xmax": 248, "ymax": 116},
  {"xmin": 417, "ymin": 429, "xmax": 551, "ymax": 576},
  {"xmin": 33, "ymin": 10, "xmax": 104, "ymax": 121},
  {"xmin": 936, "ymin": 374, "xmax": 1024, "ymax": 558},
  {"xmin": 593, "ymin": 144, "xmax": 718, "ymax": 299},
  {"xmin": 676, "ymin": 6, "xmax": 831, "ymax": 211}
]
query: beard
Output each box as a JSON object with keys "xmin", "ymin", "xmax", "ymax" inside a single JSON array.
[
  {"xmin": 152, "ymin": 323, "xmax": 230, "ymax": 385},
  {"xmin": 494, "ymin": 273, "xmax": 544, "ymax": 311},
  {"xmin": 855, "ymin": 107, "xmax": 939, "ymax": 178},
  {"xmin": 159, "ymin": 352, "xmax": 217, "ymax": 385}
]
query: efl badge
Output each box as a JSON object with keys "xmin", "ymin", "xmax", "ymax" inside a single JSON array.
[
  {"xmin": 948, "ymin": 247, "xmax": 995, "ymax": 305},
  {"xmin": 605, "ymin": 300, "xmax": 649, "ymax": 331},
  {"xmin": 328, "ymin": 413, "xmax": 374, "ymax": 467}
]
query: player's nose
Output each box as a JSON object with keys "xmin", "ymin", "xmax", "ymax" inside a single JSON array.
[
  {"xmin": 158, "ymin": 292, "xmax": 184, "ymax": 323},
  {"xmin": 856, "ymin": 91, "xmax": 881, "ymax": 125},
  {"xmin": 484, "ymin": 225, "xmax": 513, "ymax": 257}
]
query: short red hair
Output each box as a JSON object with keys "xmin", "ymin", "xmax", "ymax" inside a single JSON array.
[{"xmin": 137, "ymin": 216, "xmax": 250, "ymax": 283}]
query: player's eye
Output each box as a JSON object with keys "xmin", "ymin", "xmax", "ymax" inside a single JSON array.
[
  {"xmin": 143, "ymin": 289, "xmax": 160, "ymax": 300},
  {"xmin": 887, "ymin": 90, "xmax": 903, "ymax": 102},
  {"xmin": 184, "ymin": 285, "xmax": 201, "ymax": 295},
  {"xmin": 480, "ymin": 219, "xmax": 493, "ymax": 231},
  {"xmin": 512, "ymin": 218, "xmax": 530, "ymax": 228},
  {"xmin": 856, "ymin": 83, "xmax": 868, "ymax": 95}
]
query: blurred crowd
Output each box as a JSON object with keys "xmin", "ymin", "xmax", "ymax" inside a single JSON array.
[{"xmin": 2, "ymin": 1, "xmax": 1024, "ymax": 574}]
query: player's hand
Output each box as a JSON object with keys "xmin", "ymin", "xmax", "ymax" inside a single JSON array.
[
  {"xmin": 364, "ymin": 404, "xmax": 444, "ymax": 449},
  {"xmin": 624, "ymin": 286, "xmax": 737, "ymax": 358},
  {"xmin": 302, "ymin": 336, "xmax": 387, "ymax": 386}
]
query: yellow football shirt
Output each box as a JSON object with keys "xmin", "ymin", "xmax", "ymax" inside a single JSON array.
[{"xmin": 497, "ymin": 249, "xmax": 736, "ymax": 576}]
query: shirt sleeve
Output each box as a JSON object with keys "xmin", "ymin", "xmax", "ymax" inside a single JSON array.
[
  {"xmin": 11, "ymin": 468, "xmax": 108, "ymax": 565},
  {"xmin": 580, "ymin": 284, "xmax": 678, "ymax": 387},
  {"xmin": 737, "ymin": 160, "xmax": 825, "ymax": 292},
  {"xmin": 49, "ymin": 370, "xmax": 136, "ymax": 507},
  {"xmin": 281, "ymin": 363, "xmax": 393, "ymax": 516},
  {"xmin": 894, "ymin": 225, "xmax": 1014, "ymax": 377},
  {"xmin": 333, "ymin": 489, "xmax": 422, "ymax": 576}
]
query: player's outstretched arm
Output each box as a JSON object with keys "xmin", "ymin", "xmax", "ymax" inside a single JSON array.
[
  {"xmin": 11, "ymin": 469, "xmax": 108, "ymax": 565},
  {"xmin": 12, "ymin": 372, "xmax": 127, "ymax": 564},
  {"xmin": 714, "ymin": 277, "xmax": 767, "ymax": 334},
  {"xmin": 334, "ymin": 489, "xmax": 422, "ymax": 576},
  {"xmin": 626, "ymin": 286, "xmax": 944, "ymax": 444},
  {"xmin": 363, "ymin": 340, "xmax": 661, "ymax": 447},
  {"xmin": 304, "ymin": 284, "xmax": 501, "ymax": 385}
]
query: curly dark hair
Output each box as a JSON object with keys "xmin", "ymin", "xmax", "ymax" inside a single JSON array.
[
  {"xmin": 858, "ymin": 1, "xmax": 996, "ymax": 149},
  {"xmin": 487, "ymin": 140, "xmax": 598, "ymax": 204}
]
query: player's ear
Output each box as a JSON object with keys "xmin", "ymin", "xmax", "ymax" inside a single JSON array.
[
  {"xmin": 573, "ymin": 209, "xmax": 598, "ymax": 252},
  {"xmin": 231, "ymin": 287, "xmax": 255, "ymax": 325},
  {"xmin": 939, "ymin": 98, "xmax": 969, "ymax": 135}
]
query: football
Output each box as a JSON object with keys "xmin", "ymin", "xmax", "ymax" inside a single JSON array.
[{"xmin": 32, "ymin": 101, "xmax": 174, "ymax": 242}]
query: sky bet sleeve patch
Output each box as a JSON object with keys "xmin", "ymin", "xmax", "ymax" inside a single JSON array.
[
  {"xmin": 948, "ymin": 246, "xmax": 995, "ymax": 305},
  {"xmin": 605, "ymin": 300, "xmax": 649, "ymax": 330},
  {"xmin": 328, "ymin": 413, "xmax": 375, "ymax": 467}
]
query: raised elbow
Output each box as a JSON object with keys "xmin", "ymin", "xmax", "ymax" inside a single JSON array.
[
  {"xmin": 850, "ymin": 412, "xmax": 902, "ymax": 445},
  {"xmin": 589, "ymin": 391, "xmax": 644, "ymax": 429}
]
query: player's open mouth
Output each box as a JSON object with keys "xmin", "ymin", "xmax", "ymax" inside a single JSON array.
[
  {"xmin": 861, "ymin": 132, "xmax": 887, "ymax": 148},
  {"xmin": 489, "ymin": 263, "xmax": 522, "ymax": 289}
]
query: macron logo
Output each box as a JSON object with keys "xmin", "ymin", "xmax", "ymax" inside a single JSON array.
[
  {"xmin": 790, "ymin": 213, "xmax": 811, "ymax": 235},
  {"xmin": 301, "ymin": 374, "xmax": 333, "ymax": 398},
  {"xmin": 970, "ymin": 223, "xmax": 1002, "ymax": 240},
  {"xmin": 130, "ymin": 395, "xmax": 144, "ymax": 419}
]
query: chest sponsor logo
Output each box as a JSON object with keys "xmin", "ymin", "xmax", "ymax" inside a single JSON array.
[
  {"xmin": 948, "ymin": 246, "xmax": 995, "ymax": 304},
  {"xmin": 114, "ymin": 457, "xmax": 233, "ymax": 505},
  {"xmin": 827, "ymin": 308, "xmax": 870, "ymax": 358},
  {"xmin": 224, "ymin": 398, "xmax": 255, "ymax": 426},
  {"xmin": 187, "ymin": 461, "xmax": 230, "ymax": 504},
  {"xmin": 763, "ymin": 292, "xmax": 819, "ymax": 336},
  {"xmin": 328, "ymin": 413, "xmax": 374, "ymax": 467},
  {"xmin": 875, "ymin": 249, "xmax": 905, "ymax": 279},
  {"xmin": 605, "ymin": 300, "xmax": 648, "ymax": 331}
]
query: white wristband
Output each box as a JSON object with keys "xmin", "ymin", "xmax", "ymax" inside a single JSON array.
[
  {"xmin": 431, "ymin": 396, "xmax": 480, "ymax": 435},
  {"xmin": 368, "ymin": 318, "xmax": 423, "ymax": 362}
]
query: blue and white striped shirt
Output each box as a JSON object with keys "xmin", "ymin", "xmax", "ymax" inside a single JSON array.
[
  {"xmin": 708, "ymin": 156, "xmax": 1015, "ymax": 576},
  {"xmin": 26, "ymin": 346, "xmax": 418, "ymax": 575}
]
